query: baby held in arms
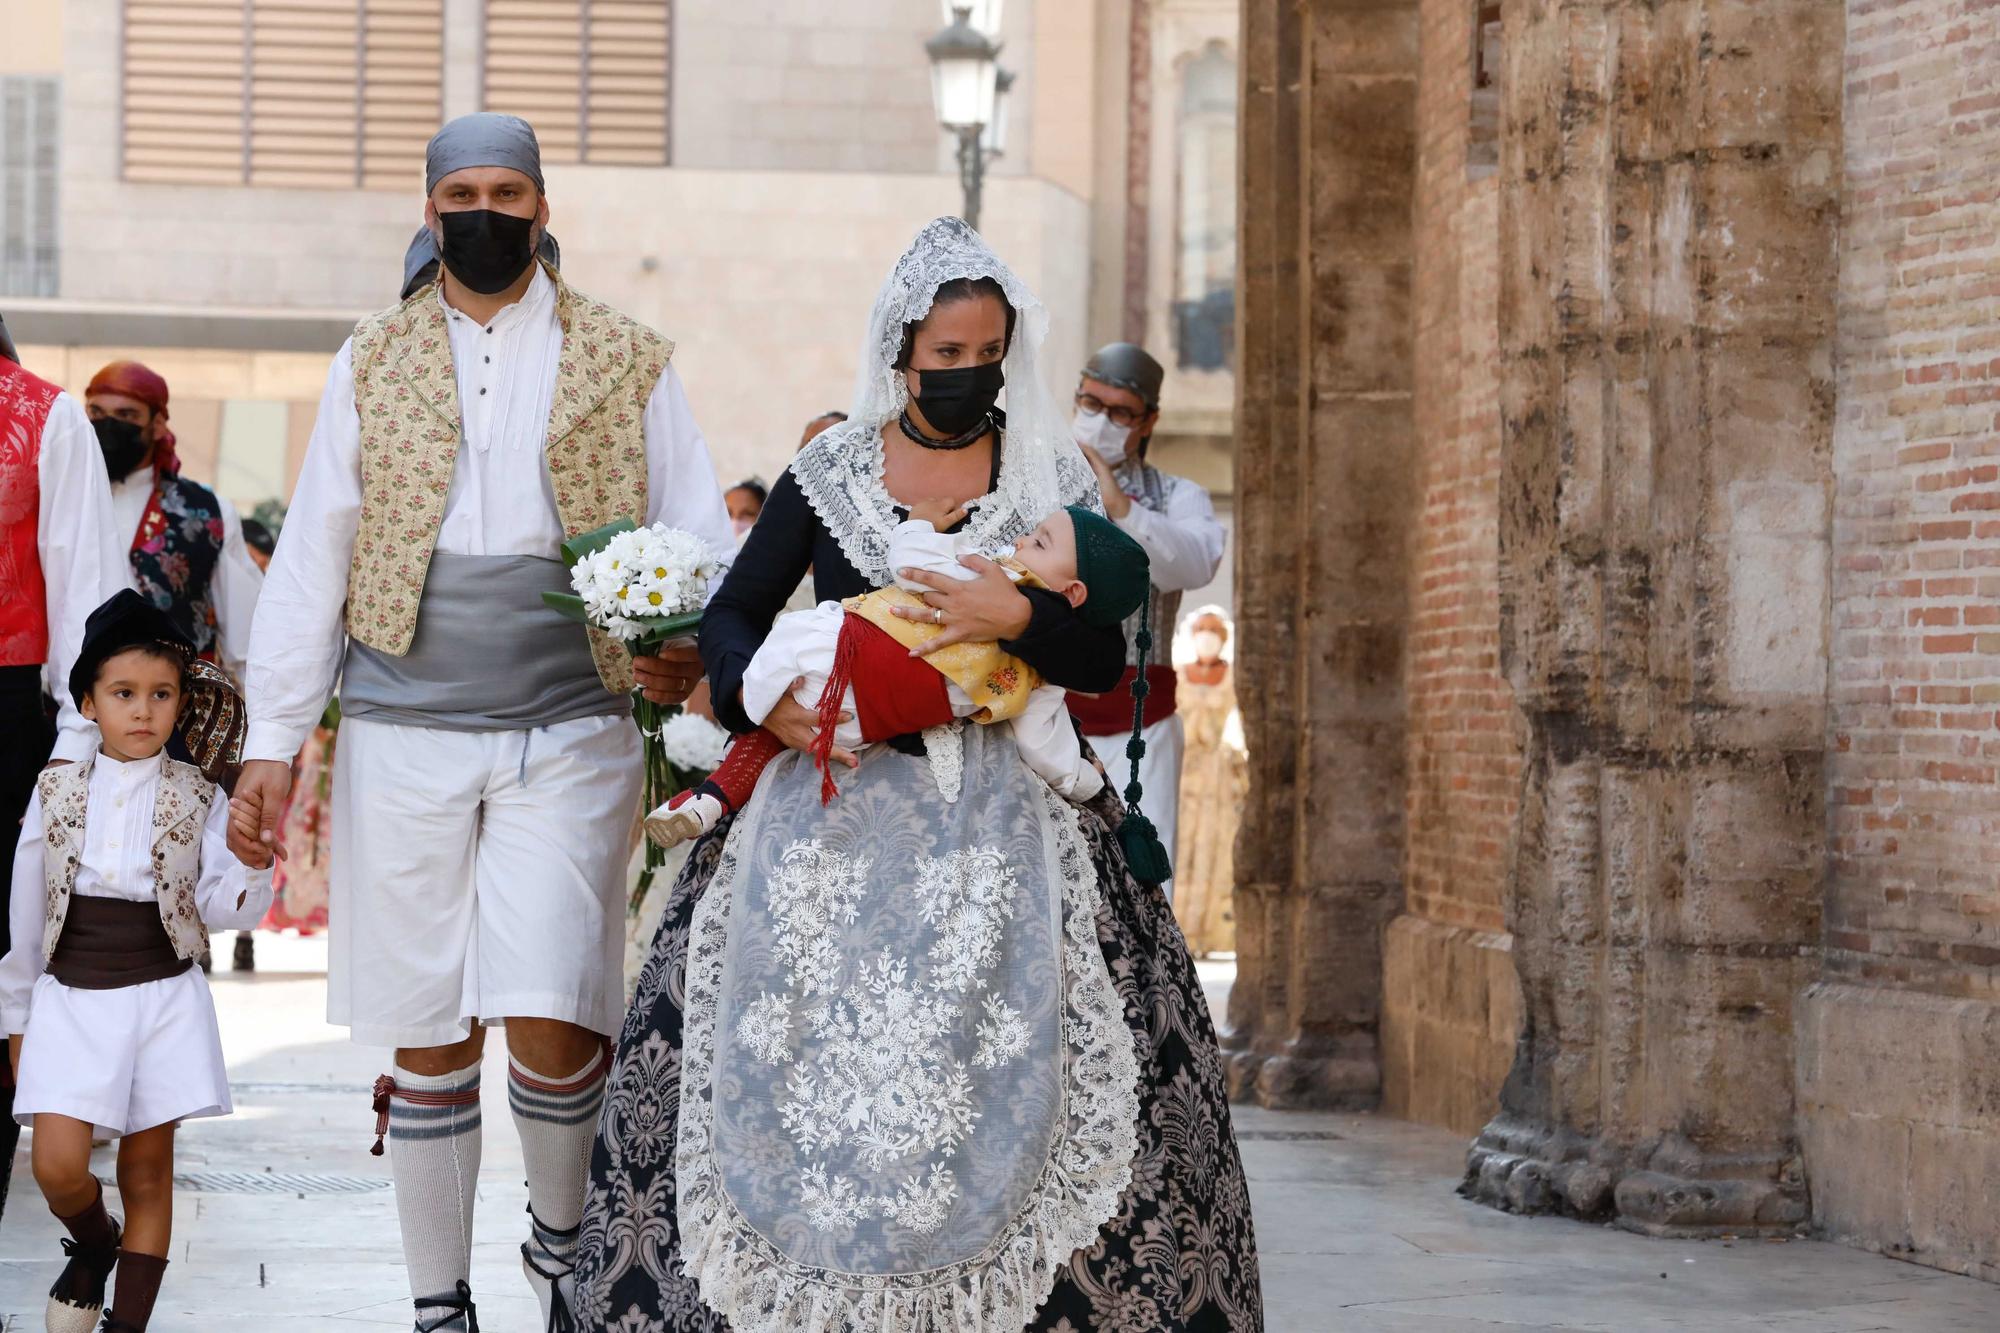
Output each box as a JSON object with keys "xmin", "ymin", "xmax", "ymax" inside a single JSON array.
[{"xmin": 645, "ymin": 500, "xmax": 1151, "ymax": 846}]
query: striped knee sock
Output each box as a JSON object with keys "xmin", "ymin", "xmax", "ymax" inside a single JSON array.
[
  {"xmin": 507, "ymin": 1044, "xmax": 609, "ymax": 1269},
  {"xmin": 383, "ymin": 1063, "xmax": 482, "ymax": 1325}
]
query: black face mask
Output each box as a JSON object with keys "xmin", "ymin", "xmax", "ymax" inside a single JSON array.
[
  {"xmin": 911, "ymin": 360, "xmax": 1005, "ymax": 437},
  {"xmin": 436, "ymin": 208, "xmax": 538, "ymax": 295},
  {"xmin": 94, "ymin": 416, "xmax": 150, "ymax": 482}
]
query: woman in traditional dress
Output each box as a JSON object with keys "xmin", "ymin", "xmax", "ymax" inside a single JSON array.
[
  {"xmin": 1172, "ymin": 607, "xmax": 1244, "ymax": 958},
  {"xmin": 574, "ymin": 219, "xmax": 1261, "ymax": 1333}
]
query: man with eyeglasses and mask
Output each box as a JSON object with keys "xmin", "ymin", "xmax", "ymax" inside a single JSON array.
[
  {"xmin": 223, "ymin": 113, "xmax": 732, "ymax": 1333},
  {"xmin": 1068, "ymin": 342, "xmax": 1226, "ymax": 900},
  {"xmin": 84, "ymin": 360, "xmax": 265, "ymax": 686},
  {"xmin": 0, "ymin": 313, "xmax": 125, "ymax": 1220}
]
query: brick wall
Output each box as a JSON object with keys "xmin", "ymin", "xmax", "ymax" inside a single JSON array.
[
  {"xmin": 1803, "ymin": 0, "xmax": 2000, "ymax": 1281},
  {"xmin": 1379, "ymin": 0, "xmax": 1521, "ymax": 1136},
  {"xmin": 1829, "ymin": 0, "xmax": 2000, "ymax": 1003},
  {"xmin": 1404, "ymin": 0, "xmax": 1517, "ymax": 938}
]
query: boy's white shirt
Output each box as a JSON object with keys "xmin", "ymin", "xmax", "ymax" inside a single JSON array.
[
  {"xmin": 741, "ymin": 518, "xmax": 1104, "ymax": 801},
  {"xmin": 0, "ymin": 750, "xmax": 273, "ymax": 1032}
]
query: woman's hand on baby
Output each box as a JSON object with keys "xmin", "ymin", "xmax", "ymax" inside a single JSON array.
[
  {"xmin": 761, "ymin": 681, "xmax": 859, "ymax": 770},
  {"xmin": 905, "ymin": 497, "xmax": 969, "ymax": 530},
  {"xmin": 893, "ymin": 556, "xmax": 1032, "ymax": 654}
]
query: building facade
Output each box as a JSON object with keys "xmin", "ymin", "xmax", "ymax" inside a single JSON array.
[
  {"xmin": 1232, "ymin": 0, "xmax": 2000, "ymax": 1286},
  {"xmin": 3, "ymin": 0, "xmax": 1238, "ymax": 613}
]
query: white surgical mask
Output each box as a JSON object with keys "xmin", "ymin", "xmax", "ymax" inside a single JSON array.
[
  {"xmin": 1073, "ymin": 408, "xmax": 1133, "ymax": 467},
  {"xmin": 1192, "ymin": 630, "xmax": 1225, "ymax": 662}
]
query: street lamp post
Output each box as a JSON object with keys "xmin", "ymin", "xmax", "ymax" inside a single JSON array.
[{"xmin": 926, "ymin": 5, "xmax": 1009, "ymax": 233}]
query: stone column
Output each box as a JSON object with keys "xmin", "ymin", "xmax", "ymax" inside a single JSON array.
[
  {"xmin": 1463, "ymin": 0, "xmax": 1840, "ymax": 1234},
  {"xmin": 1229, "ymin": 0, "xmax": 1419, "ymax": 1110}
]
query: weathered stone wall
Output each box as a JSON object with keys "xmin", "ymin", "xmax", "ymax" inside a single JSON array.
[
  {"xmin": 1379, "ymin": 0, "xmax": 1524, "ymax": 1137},
  {"xmin": 1229, "ymin": 0, "xmax": 1417, "ymax": 1110},
  {"xmin": 1806, "ymin": 0, "xmax": 2000, "ymax": 1282},
  {"xmin": 1456, "ymin": 0, "xmax": 1842, "ymax": 1235}
]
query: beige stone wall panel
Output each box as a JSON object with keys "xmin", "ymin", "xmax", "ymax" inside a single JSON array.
[
  {"xmin": 1464, "ymin": 0, "xmax": 1838, "ymax": 1236},
  {"xmin": 1229, "ymin": 0, "xmax": 1417, "ymax": 1111}
]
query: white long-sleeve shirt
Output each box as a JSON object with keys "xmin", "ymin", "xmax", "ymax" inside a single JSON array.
[
  {"xmin": 1109, "ymin": 460, "xmax": 1226, "ymax": 594},
  {"xmin": 37, "ymin": 392, "xmax": 127, "ymax": 762},
  {"xmin": 0, "ymin": 751, "xmax": 272, "ymax": 1031},
  {"xmin": 111, "ymin": 467, "xmax": 264, "ymax": 684},
  {"xmin": 244, "ymin": 266, "xmax": 736, "ymax": 762}
]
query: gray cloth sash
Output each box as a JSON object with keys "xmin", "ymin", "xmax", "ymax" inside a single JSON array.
[{"xmin": 342, "ymin": 554, "xmax": 627, "ymax": 732}]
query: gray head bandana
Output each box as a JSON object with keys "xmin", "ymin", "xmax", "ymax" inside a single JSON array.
[
  {"xmin": 402, "ymin": 113, "xmax": 558, "ymax": 300},
  {"xmin": 425, "ymin": 112, "xmax": 545, "ymax": 194}
]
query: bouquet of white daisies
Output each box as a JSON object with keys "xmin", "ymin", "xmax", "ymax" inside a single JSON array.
[{"xmin": 545, "ymin": 519, "xmax": 727, "ymax": 898}]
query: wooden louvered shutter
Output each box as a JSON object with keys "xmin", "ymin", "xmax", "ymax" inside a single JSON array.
[
  {"xmin": 123, "ymin": 0, "xmax": 248, "ymax": 184},
  {"xmin": 248, "ymin": 0, "xmax": 359, "ymax": 186},
  {"xmin": 483, "ymin": 0, "xmax": 670, "ymax": 166},
  {"xmin": 360, "ymin": 0, "xmax": 446, "ymax": 188},
  {"xmin": 583, "ymin": 2, "xmax": 670, "ymax": 165},
  {"xmin": 121, "ymin": 0, "xmax": 440, "ymax": 188}
]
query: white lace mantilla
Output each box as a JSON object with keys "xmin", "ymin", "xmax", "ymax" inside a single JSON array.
[
  {"xmin": 791, "ymin": 217, "xmax": 1101, "ymax": 589},
  {"xmin": 674, "ymin": 733, "xmax": 1140, "ymax": 1333}
]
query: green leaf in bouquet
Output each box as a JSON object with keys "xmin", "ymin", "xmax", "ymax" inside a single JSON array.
[
  {"xmin": 541, "ymin": 590, "xmax": 592, "ymax": 624},
  {"xmin": 559, "ymin": 518, "xmax": 639, "ymax": 570},
  {"xmin": 631, "ymin": 607, "xmax": 705, "ymax": 653}
]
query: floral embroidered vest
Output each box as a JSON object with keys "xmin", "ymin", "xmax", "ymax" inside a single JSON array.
[
  {"xmin": 36, "ymin": 757, "xmax": 213, "ymax": 964},
  {"xmin": 0, "ymin": 359, "xmax": 59, "ymax": 668},
  {"xmin": 345, "ymin": 263, "xmax": 668, "ymax": 695},
  {"xmin": 130, "ymin": 473, "xmax": 225, "ymax": 659}
]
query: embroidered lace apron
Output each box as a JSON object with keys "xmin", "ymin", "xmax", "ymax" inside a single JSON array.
[{"xmin": 674, "ymin": 725, "xmax": 1138, "ymax": 1333}]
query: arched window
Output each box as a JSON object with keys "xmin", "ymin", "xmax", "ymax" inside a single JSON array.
[{"xmin": 1173, "ymin": 42, "xmax": 1236, "ymax": 372}]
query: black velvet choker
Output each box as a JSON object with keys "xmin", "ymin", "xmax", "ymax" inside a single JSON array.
[{"xmin": 897, "ymin": 409, "xmax": 990, "ymax": 451}]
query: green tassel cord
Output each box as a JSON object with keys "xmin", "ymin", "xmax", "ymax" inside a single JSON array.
[{"xmin": 1117, "ymin": 598, "xmax": 1174, "ymax": 884}]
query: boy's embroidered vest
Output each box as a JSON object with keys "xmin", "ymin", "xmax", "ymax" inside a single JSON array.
[
  {"xmin": 345, "ymin": 263, "xmax": 670, "ymax": 694},
  {"xmin": 36, "ymin": 758, "xmax": 213, "ymax": 964}
]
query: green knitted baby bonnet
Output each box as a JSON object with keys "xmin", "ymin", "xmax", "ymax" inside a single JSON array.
[{"xmin": 1066, "ymin": 505, "xmax": 1149, "ymax": 629}]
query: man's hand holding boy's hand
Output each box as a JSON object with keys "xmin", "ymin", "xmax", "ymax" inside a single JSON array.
[{"xmin": 229, "ymin": 759, "xmax": 292, "ymax": 866}]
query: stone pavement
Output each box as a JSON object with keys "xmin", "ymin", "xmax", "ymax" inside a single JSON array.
[{"xmin": 4, "ymin": 947, "xmax": 2000, "ymax": 1331}]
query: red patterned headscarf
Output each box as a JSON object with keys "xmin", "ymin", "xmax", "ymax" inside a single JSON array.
[{"xmin": 86, "ymin": 359, "xmax": 180, "ymax": 474}]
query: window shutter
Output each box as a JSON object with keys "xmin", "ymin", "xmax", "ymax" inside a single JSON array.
[
  {"xmin": 123, "ymin": 0, "xmax": 248, "ymax": 184},
  {"xmin": 121, "ymin": 0, "xmax": 441, "ymax": 188},
  {"xmin": 483, "ymin": 0, "xmax": 670, "ymax": 166},
  {"xmin": 361, "ymin": 0, "xmax": 447, "ymax": 188},
  {"xmin": 248, "ymin": 0, "xmax": 360, "ymax": 186}
]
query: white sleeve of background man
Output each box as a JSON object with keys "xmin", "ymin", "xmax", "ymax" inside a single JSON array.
[
  {"xmin": 209, "ymin": 496, "xmax": 266, "ymax": 685},
  {"xmin": 243, "ymin": 340, "xmax": 362, "ymax": 764},
  {"xmin": 0, "ymin": 789, "xmax": 49, "ymax": 1033},
  {"xmin": 1011, "ymin": 684, "xmax": 1104, "ymax": 802},
  {"xmin": 1114, "ymin": 477, "xmax": 1226, "ymax": 593},
  {"xmin": 39, "ymin": 391, "xmax": 125, "ymax": 762},
  {"xmin": 642, "ymin": 362, "xmax": 737, "ymax": 578}
]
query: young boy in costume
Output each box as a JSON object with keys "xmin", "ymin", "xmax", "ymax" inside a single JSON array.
[{"xmin": 1, "ymin": 590, "xmax": 270, "ymax": 1333}]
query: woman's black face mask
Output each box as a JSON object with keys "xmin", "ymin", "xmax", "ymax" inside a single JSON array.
[
  {"xmin": 94, "ymin": 416, "xmax": 150, "ymax": 482},
  {"xmin": 436, "ymin": 207, "xmax": 538, "ymax": 295},
  {"xmin": 911, "ymin": 361, "xmax": 1005, "ymax": 436}
]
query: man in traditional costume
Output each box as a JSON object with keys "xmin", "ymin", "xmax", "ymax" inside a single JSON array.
[
  {"xmin": 0, "ymin": 315, "xmax": 126, "ymax": 1220},
  {"xmin": 227, "ymin": 113, "xmax": 732, "ymax": 1333},
  {"xmin": 84, "ymin": 360, "xmax": 264, "ymax": 683},
  {"xmin": 1067, "ymin": 342, "xmax": 1226, "ymax": 895}
]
